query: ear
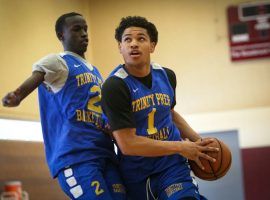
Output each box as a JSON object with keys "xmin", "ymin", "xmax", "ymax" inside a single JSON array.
[
  {"xmin": 118, "ymin": 42, "xmax": 122, "ymax": 54},
  {"xmin": 150, "ymin": 42, "xmax": 156, "ymax": 53},
  {"xmin": 56, "ymin": 32, "xmax": 64, "ymax": 41}
]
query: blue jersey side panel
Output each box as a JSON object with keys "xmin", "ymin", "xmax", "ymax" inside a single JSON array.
[
  {"xmin": 111, "ymin": 64, "xmax": 189, "ymax": 183},
  {"xmin": 38, "ymin": 54, "xmax": 115, "ymax": 177}
]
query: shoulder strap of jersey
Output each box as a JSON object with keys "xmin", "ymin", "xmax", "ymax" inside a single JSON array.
[
  {"xmin": 151, "ymin": 62, "xmax": 165, "ymax": 70},
  {"xmin": 113, "ymin": 66, "xmax": 129, "ymax": 79}
]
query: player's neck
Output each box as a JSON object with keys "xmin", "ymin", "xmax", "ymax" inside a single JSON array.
[
  {"xmin": 72, "ymin": 51, "xmax": 85, "ymax": 59},
  {"xmin": 125, "ymin": 63, "xmax": 151, "ymax": 77},
  {"xmin": 64, "ymin": 48, "xmax": 85, "ymax": 59}
]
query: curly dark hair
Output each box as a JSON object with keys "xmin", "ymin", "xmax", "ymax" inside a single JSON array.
[
  {"xmin": 115, "ymin": 16, "xmax": 158, "ymax": 44},
  {"xmin": 55, "ymin": 12, "xmax": 82, "ymax": 34}
]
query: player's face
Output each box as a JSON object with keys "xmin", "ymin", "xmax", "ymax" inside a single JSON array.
[
  {"xmin": 118, "ymin": 27, "xmax": 155, "ymax": 68},
  {"xmin": 61, "ymin": 15, "xmax": 88, "ymax": 57}
]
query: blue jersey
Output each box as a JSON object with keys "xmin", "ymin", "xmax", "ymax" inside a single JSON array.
[
  {"xmin": 110, "ymin": 63, "xmax": 189, "ymax": 183},
  {"xmin": 38, "ymin": 53, "xmax": 116, "ymax": 177}
]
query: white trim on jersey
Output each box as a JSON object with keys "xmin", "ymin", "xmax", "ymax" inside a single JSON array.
[
  {"xmin": 151, "ymin": 62, "xmax": 164, "ymax": 70},
  {"xmin": 114, "ymin": 67, "xmax": 129, "ymax": 79},
  {"xmin": 32, "ymin": 51, "xmax": 94, "ymax": 93}
]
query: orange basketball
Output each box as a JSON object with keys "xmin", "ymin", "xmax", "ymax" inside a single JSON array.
[{"xmin": 189, "ymin": 138, "xmax": 232, "ymax": 181}]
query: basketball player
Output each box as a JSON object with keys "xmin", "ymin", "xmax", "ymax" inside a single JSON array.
[
  {"xmin": 101, "ymin": 16, "xmax": 218, "ymax": 200},
  {"xmin": 2, "ymin": 12, "xmax": 126, "ymax": 200}
]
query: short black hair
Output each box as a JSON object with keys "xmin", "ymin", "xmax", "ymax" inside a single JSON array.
[
  {"xmin": 55, "ymin": 12, "xmax": 82, "ymax": 34},
  {"xmin": 115, "ymin": 16, "xmax": 158, "ymax": 44}
]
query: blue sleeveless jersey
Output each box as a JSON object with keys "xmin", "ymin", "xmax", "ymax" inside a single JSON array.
[
  {"xmin": 38, "ymin": 53, "xmax": 116, "ymax": 178},
  {"xmin": 110, "ymin": 63, "xmax": 190, "ymax": 183}
]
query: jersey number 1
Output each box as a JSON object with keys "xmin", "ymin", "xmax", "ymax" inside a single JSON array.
[{"xmin": 147, "ymin": 108, "xmax": 157, "ymax": 135}]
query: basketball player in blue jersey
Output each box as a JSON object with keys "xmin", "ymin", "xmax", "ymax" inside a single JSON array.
[
  {"xmin": 101, "ymin": 16, "xmax": 219, "ymax": 200},
  {"xmin": 2, "ymin": 12, "xmax": 126, "ymax": 200}
]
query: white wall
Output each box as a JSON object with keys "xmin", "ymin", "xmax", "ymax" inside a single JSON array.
[
  {"xmin": 0, "ymin": 119, "xmax": 42, "ymax": 141},
  {"xmin": 1, "ymin": 106, "xmax": 269, "ymax": 148},
  {"xmin": 183, "ymin": 106, "xmax": 270, "ymax": 148}
]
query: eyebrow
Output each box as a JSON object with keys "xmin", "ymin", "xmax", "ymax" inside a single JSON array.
[
  {"xmin": 72, "ymin": 23, "xmax": 87, "ymax": 28},
  {"xmin": 123, "ymin": 33, "xmax": 147, "ymax": 37}
]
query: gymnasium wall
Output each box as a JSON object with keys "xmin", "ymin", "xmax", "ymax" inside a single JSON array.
[
  {"xmin": 0, "ymin": 140, "xmax": 67, "ymax": 200},
  {"xmin": 88, "ymin": 0, "xmax": 270, "ymax": 115},
  {"xmin": 0, "ymin": 0, "xmax": 270, "ymax": 199},
  {"xmin": 0, "ymin": 0, "xmax": 269, "ymax": 119},
  {"xmin": 0, "ymin": 0, "xmax": 93, "ymax": 120},
  {"xmin": 186, "ymin": 107, "xmax": 270, "ymax": 199},
  {"xmin": 242, "ymin": 146, "xmax": 270, "ymax": 200}
]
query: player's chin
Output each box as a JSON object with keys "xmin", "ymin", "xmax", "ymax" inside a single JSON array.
[
  {"xmin": 126, "ymin": 58, "xmax": 143, "ymax": 66},
  {"xmin": 79, "ymin": 46, "xmax": 87, "ymax": 53}
]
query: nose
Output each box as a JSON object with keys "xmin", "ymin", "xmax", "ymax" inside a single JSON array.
[
  {"xmin": 130, "ymin": 39, "xmax": 138, "ymax": 48},
  {"xmin": 81, "ymin": 29, "xmax": 87, "ymax": 38}
]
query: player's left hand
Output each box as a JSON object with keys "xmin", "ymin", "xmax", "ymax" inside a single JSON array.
[{"xmin": 180, "ymin": 138, "xmax": 219, "ymax": 170}]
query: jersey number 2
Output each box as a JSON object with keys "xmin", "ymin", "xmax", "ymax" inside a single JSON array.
[
  {"xmin": 91, "ymin": 181, "xmax": 104, "ymax": 196},
  {"xmin": 87, "ymin": 85, "xmax": 102, "ymax": 113}
]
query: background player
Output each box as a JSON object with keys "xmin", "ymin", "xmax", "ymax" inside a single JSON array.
[
  {"xmin": 101, "ymin": 16, "xmax": 218, "ymax": 200},
  {"xmin": 2, "ymin": 12, "xmax": 126, "ymax": 200}
]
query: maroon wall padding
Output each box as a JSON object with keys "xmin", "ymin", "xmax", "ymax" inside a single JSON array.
[{"xmin": 242, "ymin": 146, "xmax": 270, "ymax": 200}]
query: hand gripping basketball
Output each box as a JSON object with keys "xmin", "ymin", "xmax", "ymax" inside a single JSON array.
[{"xmin": 189, "ymin": 138, "xmax": 232, "ymax": 181}]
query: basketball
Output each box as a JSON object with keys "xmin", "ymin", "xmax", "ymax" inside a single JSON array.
[{"xmin": 189, "ymin": 138, "xmax": 232, "ymax": 181}]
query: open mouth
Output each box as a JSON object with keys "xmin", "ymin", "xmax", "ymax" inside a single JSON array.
[{"xmin": 130, "ymin": 51, "xmax": 141, "ymax": 57}]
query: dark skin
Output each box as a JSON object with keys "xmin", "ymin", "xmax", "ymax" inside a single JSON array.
[
  {"xmin": 2, "ymin": 15, "xmax": 89, "ymax": 107},
  {"xmin": 58, "ymin": 15, "xmax": 88, "ymax": 58}
]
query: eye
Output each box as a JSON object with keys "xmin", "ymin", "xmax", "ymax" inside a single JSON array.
[
  {"xmin": 139, "ymin": 37, "xmax": 146, "ymax": 41},
  {"xmin": 124, "ymin": 37, "xmax": 131, "ymax": 42},
  {"xmin": 72, "ymin": 26, "xmax": 81, "ymax": 32}
]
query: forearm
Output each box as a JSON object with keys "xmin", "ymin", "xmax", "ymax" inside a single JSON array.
[
  {"xmin": 113, "ymin": 128, "xmax": 218, "ymax": 167},
  {"xmin": 2, "ymin": 71, "xmax": 45, "ymax": 107},
  {"xmin": 172, "ymin": 110, "xmax": 201, "ymax": 142},
  {"xmin": 16, "ymin": 71, "xmax": 45, "ymax": 101},
  {"xmin": 126, "ymin": 137, "xmax": 182, "ymax": 156},
  {"xmin": 113, "ymin": 128, "xmax": 182, "ymax": 157}
]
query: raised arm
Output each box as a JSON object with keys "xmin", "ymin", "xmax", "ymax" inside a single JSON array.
[{"xmin": 2, "ymin": 71, "xmax": 45, "ymax": 107}]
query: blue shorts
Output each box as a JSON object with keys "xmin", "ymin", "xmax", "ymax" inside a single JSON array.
[
  {"xmin": 57, "ymin": 159, "xmax": 127, "ymax": 200},
  {"xmin": 125, "ymin": 164, "xmax": 207, "ymax": 200}
]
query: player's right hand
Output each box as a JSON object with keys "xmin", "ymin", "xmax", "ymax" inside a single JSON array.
[{"xmin": 2, "ymin": 89, "xmax": 21, "ymax": 107}]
